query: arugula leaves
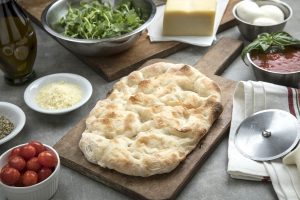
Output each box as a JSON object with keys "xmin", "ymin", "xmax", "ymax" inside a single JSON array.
[
  {"xmin": 59, "ymin": 0, "xmax": 145, "ymax": 39},
  {"xmin": 241, "ymin": 32, "xmax": 300, "ymax": 63}
]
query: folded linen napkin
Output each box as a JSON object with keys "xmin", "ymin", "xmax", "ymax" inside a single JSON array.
[
  {"xmin": 227, "ymin": 81, "xmax": 300, "ymax": 200},
  {"xmin": 147, "ymin": 0, "xmax": 229, "ymax": 46}
]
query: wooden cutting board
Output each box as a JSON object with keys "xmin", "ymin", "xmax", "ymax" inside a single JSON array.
[
  {"xmin": 17, "ymin": 0, "xmax": 240, "ymax": 81},
  {"xmin": 53, "ymin": 37, "xmax": 243, "ymax": 200}
]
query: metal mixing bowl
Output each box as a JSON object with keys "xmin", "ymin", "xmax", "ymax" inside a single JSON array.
[
  {"xmin": 41, "ymin": 0, "xmax": 156, "ymax": 56},
  {"xmin": 246, "ymin": 50, "xmax": 300, "ymax": 88},
  {"xmin": 233, "ymin": 0, "xmax": 292, "ymax": 41}
]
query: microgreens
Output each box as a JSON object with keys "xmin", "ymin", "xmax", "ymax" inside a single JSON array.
[{"xmin": 58, "ymin": 0, "xmax": 145, "ymax": 39}]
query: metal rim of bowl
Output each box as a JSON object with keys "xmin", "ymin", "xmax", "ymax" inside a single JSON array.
[
  {"xmin": 247, "ymin": 52, "xmax": 300, "ymax": 75},
  {"xmin": 41, "ymin": 0, "xmax": 156, "ymax": 44},
  {"xmin": 232, "ymin": 0, "xmax": 293, "ymax": 27}
]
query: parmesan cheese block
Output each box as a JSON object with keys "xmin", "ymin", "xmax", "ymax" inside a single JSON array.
[{"xmin": 163, "ymin": 0, "xmax": 217, "ymax": 36}]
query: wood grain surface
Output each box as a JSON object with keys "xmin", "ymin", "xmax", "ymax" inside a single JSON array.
[
  {"xmin": 53, "ymin": 37, "xmax": 243, "ymax": 200},
  {"xmin": 17, "ymin": 0, "xmax": 240, "ymax": 81},
  {"xmin": 218, "ymin": 0, "xmax": 239, "ymax": 33},
  {"xmin": 195, "ymin": 37, "xmax": 243, "ymax": 76}
]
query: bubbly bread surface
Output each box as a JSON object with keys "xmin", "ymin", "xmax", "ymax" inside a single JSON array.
[{"xmin": 79, "ymin": 62, "xmax": 222, "ymax": 177}]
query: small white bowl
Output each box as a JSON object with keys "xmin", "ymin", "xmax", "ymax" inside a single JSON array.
[
  {"xmin": 0, "ymin": 144, "xmax": 60, "ymax": 200},
  {"xmin": 24, "ymin": 73, "xmax": 92, "ymax": 114},
  {"xmin": 0, "ymin": 102, "xmax": 26, "ymax": 145}
]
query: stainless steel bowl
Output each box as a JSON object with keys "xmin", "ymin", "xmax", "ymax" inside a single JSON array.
[
  {"xmin": 247, "ymin": 52, "xmax": 300, "ymax": 88},
  {"xmin": 233, "ymin": 0, "xmax": 292, "ymax": 41},
  {"xmin": 41, "ymin": 0, "xmax": 156, "ymax": 56}
]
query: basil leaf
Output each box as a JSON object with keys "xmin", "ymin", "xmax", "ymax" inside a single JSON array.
[{"xmin": 241, "ymin": 31, "xmax": 300, "ymax": 64}]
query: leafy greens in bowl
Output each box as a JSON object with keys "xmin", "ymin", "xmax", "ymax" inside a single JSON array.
[
  {"xmin": 58, "ymin": 0, "xmax": 145, "ymax": 39},
  {"xmin": 41, "ymin": 0, "xmax": 156, "ymax": 56}
]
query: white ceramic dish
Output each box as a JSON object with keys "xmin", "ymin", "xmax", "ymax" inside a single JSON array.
[
  {"xmin": 24, "ymin": 73, "xmax": 92, "ymax": 114},
  {"xmin": 0, "ymin": 102, "xmax": 26, "ymax": 145},
  {"xmin": 0, "ymin": 144, "xmax": 60, "ymax": 200}
]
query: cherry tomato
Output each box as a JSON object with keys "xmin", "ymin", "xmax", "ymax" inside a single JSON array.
[
  {"xmin": 8, "ymin": 156, "xmax": 26, "ymax": 171},
  {"xmin": 29, "ymin": 141, "xmax": 46, "ymax": 154},
  {"xmin": 9, "ymin": 147, "xmax": 21, "ymax": 159},
  {"xmin": 20, "ymin": 144, "xmax": 36, "ymax": 160},
  {"xmin": 26, "ymin": 157, "xmax": 41, "ymax": 172},
  {"xmin": 38, "ymin": 151, "xmax": 57, "ymax": 168},
  {"xmin": 14, "ymin": 176, "xmax": 23, "ymax": 187},
  {"xmin": 38, "ymin": 168, "xmax": 52, "ymax": 182},
  {"xmin": 1, "ymin": 164, "xmax": 10, "ymax": 173},
  {"xmin": 22, "ymin": 170, "xmax": 38, "ymax": 186},
  {"xmin": 0, "ymin": 167, "xmax": 21, "ymax": 186}
]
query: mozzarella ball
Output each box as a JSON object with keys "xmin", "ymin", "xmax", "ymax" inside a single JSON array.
[
  {"xmin": 236, "ymin": 0, "xmax": 263, "ymax": 23},
  {"xmin": 260, "ymin": 5, "xmax": 284, "ymax": 23},
  {"xmin": 253, "ymin": 17, "xmax": 278, "ymax": 26}
]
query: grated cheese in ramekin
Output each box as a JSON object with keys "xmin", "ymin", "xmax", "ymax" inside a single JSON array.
[{"xmin": 36, "ymin": 81, "xmax": 83, "ymax": 110}]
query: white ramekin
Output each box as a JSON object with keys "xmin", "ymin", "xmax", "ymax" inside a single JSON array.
[{"xmin": 0, "ymin": 144, "xmax": 60, "ymax": 200}]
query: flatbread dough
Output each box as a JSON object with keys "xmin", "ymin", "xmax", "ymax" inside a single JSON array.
[{"xmin": 79, "ymin": 62, "xmax": 222, "ymax": 177}]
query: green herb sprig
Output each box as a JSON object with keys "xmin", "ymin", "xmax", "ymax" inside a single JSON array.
[
  {"xmin": 241, "ymin": 32, "xmax": 300, "ymax": 63},
  {"xmin": 58, "ymin": 0, "xmax": 145, "ymax": 39}
]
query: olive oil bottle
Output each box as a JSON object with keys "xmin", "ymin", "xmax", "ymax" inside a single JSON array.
[{"xmin": 0, "ymin": 0, "xmax": 37, "ymax": 85}]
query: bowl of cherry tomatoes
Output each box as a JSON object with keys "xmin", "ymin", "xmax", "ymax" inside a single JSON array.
[{"xmin": 0, "ymin": 141, "xmax": 60, "ymax": 200}]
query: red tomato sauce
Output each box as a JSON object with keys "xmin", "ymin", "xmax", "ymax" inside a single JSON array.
[{"xmin": 250, "ymin": 47, "xmax": 300, "ymax": 73}]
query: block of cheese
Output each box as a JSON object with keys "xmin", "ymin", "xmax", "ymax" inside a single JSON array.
[{"xmin": 163, "ymin": 0, "xmax": 217, "ymax": 36}]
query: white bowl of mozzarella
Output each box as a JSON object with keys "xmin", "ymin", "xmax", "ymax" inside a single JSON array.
[{"xmin": 232, "ymin": 0, "xmax": 292, "ymax": 41}]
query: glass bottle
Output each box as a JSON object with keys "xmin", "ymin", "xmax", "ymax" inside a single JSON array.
[{"xmin": 0, "ymin": 0, "xmax": 37, "ymax": 85}]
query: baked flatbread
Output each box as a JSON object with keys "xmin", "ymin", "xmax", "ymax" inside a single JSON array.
[{"xmin": 79, "ymin": 62, "xmax": 222, "ymax": 177}]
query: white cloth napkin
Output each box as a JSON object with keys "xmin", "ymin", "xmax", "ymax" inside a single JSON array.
[
  {"xmin": 227, "ymin": 81, "xmax": 300, "ymax": 200},
  {"xmin": 147, "ymin": 0, "xmax": 229, "ymax": 46}
]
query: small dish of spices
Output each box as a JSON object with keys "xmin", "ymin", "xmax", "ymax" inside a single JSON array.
[
  {"xmin": 24, "ymin": 73, "xmax": 92, "ymax": 114},
  {"xmin": 0, "ymin": 102, "xmax": 26, "ymax": 145},
  {"xmin": 0, "ymin": 115, "xmax": 14, "ymax": 139}
]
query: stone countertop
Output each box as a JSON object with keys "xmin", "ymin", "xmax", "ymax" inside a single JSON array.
[{"xmin": 1, "ymin": 0, "xmax": 300, "ymax": 199}]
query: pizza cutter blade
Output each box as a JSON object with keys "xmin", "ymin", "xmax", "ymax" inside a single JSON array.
[{"xmin": 234, "ymin": 109, "xmax": 299, "ymax": 161}]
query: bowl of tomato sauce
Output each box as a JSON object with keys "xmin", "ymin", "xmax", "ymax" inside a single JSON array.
[
  {"xmin": 247, "ymin": 45, "xmax": 300, "ymax": 88},
  {"xmin": 0, "ymin": 141, "xmax": 60, "ymax": 200}
]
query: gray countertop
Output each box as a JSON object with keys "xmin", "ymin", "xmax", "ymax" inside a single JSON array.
[{"xmin": 1, "ymin": 0, "xmax": 300, "ymax": 199}]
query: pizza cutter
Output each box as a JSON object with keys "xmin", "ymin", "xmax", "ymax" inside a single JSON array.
[{"xmin": 234, "ymin": 109, "xmax": 300, "ymax": 161}]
